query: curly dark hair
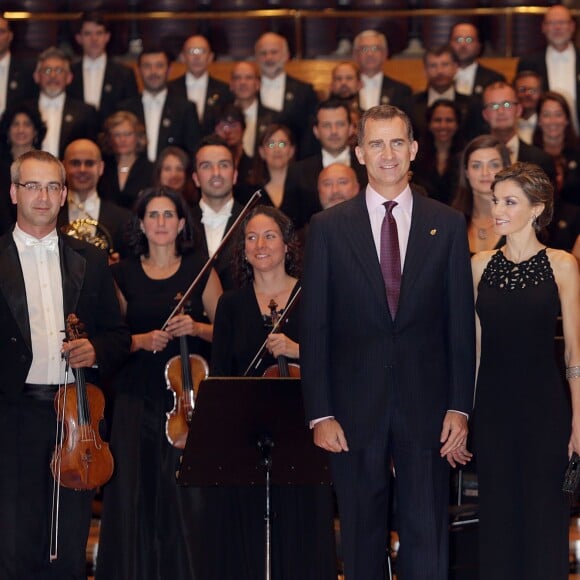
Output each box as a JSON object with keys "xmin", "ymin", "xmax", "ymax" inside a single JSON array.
[
  {"xmin": 126, "ymin": 187, "xmax": 196, "ymax": 258},
  {"xmin": 0, "ymin": 104, "xmax": 47, "ymax": 153},
  {"xmin": 232, "ymin": 205, "xmax": 302, "ymax": 287}
]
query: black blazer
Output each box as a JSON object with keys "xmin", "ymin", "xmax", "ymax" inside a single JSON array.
[
  {"xmin": 5, "ymin": 57, "xmax": 37, "ymax": 105},
  {"xmin": 68, "ymin": 58, "xmax": 139, "ymax": 126},
  {"xmin": 283, "ymin": 150, "xmax": 369, "ymax": 228},
  {"xmin": 57, "ymin": 198, "xmax": 132, "ymax": 259},
  {"xmin": 0, "ymin": 231, "xmax": 130, "ymax": 400},
  {"xmin": 300, "ymin": 190, "xmax": 475, "ymax": 449},
  {"xmin": 117, "ymin": 91, "xmax": 202, "ymax": 160},
  {"xmin": 167, "ymin": 74, "xmax": 233, "ymax": 137},
  {"xmin": 517, "ymin": 139, "xmax": 557, "ymax": 184},
  {"xmin": 190, "ymin": 199, "xmax": 243, "ymax": 292},
  {"xmin": 22, "ymin": 96, "xmax": 99, "ymax": 159},
  {"xmin": 471, "ymin": 62, "xmax": 506, "ymax": 98},
  {"xmin": 517, "ymin": 48, "xmax": 580, "ymax": 123}
]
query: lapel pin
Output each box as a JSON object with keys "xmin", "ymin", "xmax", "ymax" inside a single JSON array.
[
  {"xmin": 162, "ymin": 118, "xmax": 171, "ymax": 128},
  {"xmin": 64, "ymin": 114, "xmax": 73, "ymax": 123},
  {"xmin": 9, "ymin": 81, "xmax": 17, "ymax": 90},
  {"xmin": 104, "ymin": 83, "xmax": 112, "ymax": 93},
  {"xmin": 430, "ymin": 229, "xmax": 437, "ymax": 236}
]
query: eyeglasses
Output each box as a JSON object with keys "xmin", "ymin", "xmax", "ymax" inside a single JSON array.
[
  {"xmin": 67, "ymin": 159, "xmax": 98, "ymax": 168},
  {"xmin": 453, "ymin": 36, "xmax": 474, "ymax": 44},
  {"xmin": 356, "ymin": 45, "xmax": 383, "ymax": 54},
  {"xmin": 516, "ymin": 86, "xmax": 539, "ymax": 95},
  {"xmin": 186, "ymin": 47, "xmax": 209, "ymax": 56},
  {"xmin": 484, "ymin": 101, "xmax": 518, "ymax": 111},
  {"xmin": 39, "ymin": 66, "xmax": 66, "ymax": 76},
  {"xmin": 15, "ymin": 182, "xmax": 63, "ymax": 194},
  {"xmin": 111, "ymin": 130, "xmax": 135, "ymax": 139},
  {"xmin": 266, "ymin": 140, "xmax": 289, "ymax": 149}
]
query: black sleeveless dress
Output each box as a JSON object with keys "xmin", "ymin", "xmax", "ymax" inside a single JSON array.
[{"xmin": 474, "ymin": 248, "xmax": 570, "ymax": 580}]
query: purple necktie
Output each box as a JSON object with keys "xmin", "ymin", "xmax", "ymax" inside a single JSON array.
[{"xmin": 380, "ymin": 200, "xmax": 401, "ymax": 318}]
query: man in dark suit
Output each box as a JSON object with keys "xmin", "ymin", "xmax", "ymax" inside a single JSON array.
[
  {"xmin": 284, "ymin": 98, "xmax": 368, "ymax": 229},
  {"xmin": 482, "ymin": 81, "xmax": 557, "ymax": 183},
  {"xmin": 59, "ymin": 139, "xmax": 131, "ymax": 261},
  {"xmin": 168, "ymin": 34, "xmax": 233, "ymax": 138},
  {"xmin": 411, "ymin": 45, "xmax": 483, "ymax": 141},
  {"xmin": 191, "ymin": 134, "xmax": 243, "ymax": 291},
  {"xmin": 300, "ymin": 105, "xmax": 475, "ymax": 579},
  {"xmin": 449, "ymin": 22, "xmax": 505, "ymax": 99},
  {"xmin": 254, "ymin": 32, "xmax": 319, "ymax": 159},
  {"xmin": 117, "ymin": 47, "xmax": 201, "ymax": 163},
  {"xmin": 27, "ymin": 47, "xmax": 98, "ymax": 160},
  {"xmin": 0, "ymin": 150, "xmax": 129, "ymax": 578},
  {"xmin": 517, "ymin": 4, "xmax": 579, "ymax": 132},
  {"xmin": 352, "ymin": 30, "xmax": 413, "ymax": 118},
  {"xmin": 68, "ymin": 11, "xmax": 138, "ymax": 126},
  {"xmin": 0, "ymin": 17, "xmax": 37, "ymax": 117}
]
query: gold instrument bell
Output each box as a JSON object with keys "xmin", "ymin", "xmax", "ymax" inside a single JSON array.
[{"xmin": 61, "ymin": 218, "xmax": 114, "ymax": 254}]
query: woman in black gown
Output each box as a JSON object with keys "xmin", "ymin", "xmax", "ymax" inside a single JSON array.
[
  {"xmin": 469, "ymin": 163, "xmax": 580, "ymax": 579},
  {"xmin": 197, "ymin": 205, "xmax": 337, "ymax": 580},
  {"xmin": 96, "ymin": 187, "xmax": 222, "ymax": 580}
]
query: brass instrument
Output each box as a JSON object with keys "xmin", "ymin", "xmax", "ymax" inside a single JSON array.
[{"xmin": 61, "ymin": 218, "xmax": 114, "ymax": 254}]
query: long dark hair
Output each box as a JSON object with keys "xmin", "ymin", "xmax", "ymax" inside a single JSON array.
[
  {"xmin": 0, "ymin": 104, "xmax": 47, "ymax": 153},
  {"xmin": 248, "ymin": 123, "xmax": 295, "ymax": 187},
  {"xmin": 452, "ymin": 134, "xmax": 510, "ymax": 218},
  {"xmin": 232, "ymin": 205, "xmax": 302, "ymax": 287},
  {"xmin": 126, "ymin": 187, "xmax": 196, "ymax": 258},
  {"xmin": 533, "ymin": 91, "xmax": 578, "ymax": 152}
]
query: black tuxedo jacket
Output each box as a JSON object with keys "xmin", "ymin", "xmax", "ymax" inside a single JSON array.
[
  {"xmin": 471, "ymin": 62, "xmax": 505, "ymax": 98},
  {"xmin": 68, "ymin": 58, "xmax": 138, "ymax": 126},
  {"xmin": 517, "ymin": 48, "xmax": 580, "ymax": 122},
  {"xmin": 300, "ymin": 190, "xmax": 475, "ymax": 449},
  {"xmin": 4, "ymin": 56, "xmax": 37, "ymax": 106},
  {"xmin": 283, "ymin": 150, "xmax": 369, "ymax": 228},
  {"xmin": 57, "ymin": 198, "xmax": 132, "ymax": 259},
  {"xmin": 23, "ymin": 96, "xmax": 99, "ymax": 159},
  {"xmin": 517, "ymin": 139, "xmax": 557, "ymax": 184},
  {"xmin": 167, "ymin": 74, "xmax": 233, "ymax": 137},
  {"xmin": 190, "ymin": 199, "xmax": 243, "ymax": 291},
  {"xmin": 0, "ymin": 231, "xmax": 130, "ymax": 401},
  {"xmin": 117, "ymin": 91, "xmax": 201, "ymax": 159}
]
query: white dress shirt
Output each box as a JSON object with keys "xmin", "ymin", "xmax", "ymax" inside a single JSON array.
[
  {"xmin": 82, "ymin": 53, "xmax": 106, "ymax": 110},
  {"xmin": 321, "ymin": 147, "xmax": 352, "ymax": 168},
  {"xmin": 200, "ymin": 197, "xmax": 234, "ymax": 257},
  {"xmin": 505, "ymin": 133, "xmax": 520, "ymax": 164},
  {"xmin": 360, "ymin": 72, "xmax": 383, "ymax": 110},
  {"xmin": 427, "ymin": 86, "xmax": 455, "ymax": 107},
  {"xmin": 142, "ymin": 89, "xmax": 167, "ymax": 162},
  {"xmin": 185, "ymin": 71, "xmax": 208, "ymax": 121},
  {"xmin": 0, "ymin": 52, "xmax": 10, "ymax": 116},
  {"xmin": 454, "ymin": 62, "xmax": 477, "ymax": 96},
  {"xmin": 517, "ymin": 114, "xmax": 537, "ymax": 145},
  {"xmin": 546, "ymin": 44, "xmax": 578, "ymax": 131},
  {"xmin": 260, "ymin": 74, "xmax": 285, "ymax": 112},
  {"xmin": 39, "ymin": 92, "xmax": 66, "ymax": 157},
  {"xmin": 242, "ymin": 99, "xmax": 258, "ymax": 157},
  {"xmin": 13, "ymin": 225, "xmax": 66, "ymax": 384}
]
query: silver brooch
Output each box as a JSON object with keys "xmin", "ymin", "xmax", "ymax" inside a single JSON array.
[
  {"xmin": 104, "ymin": 83, "xmax": 112, "ymax": 93},
  {"xmin": 64, "ymin": 114, "xmax": 73, "ymax": 123},
  {"xmin": 162, "ymin": 118, "xmax": 171, "ymax": 128}
]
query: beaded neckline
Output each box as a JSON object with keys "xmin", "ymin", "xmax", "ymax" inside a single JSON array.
[{"xmin": 480, "ymin": 248, "xmax": 554, "ymax": 291}]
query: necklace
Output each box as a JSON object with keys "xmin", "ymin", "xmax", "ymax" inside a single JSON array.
[
  {"xmin": 119, "ymin": 166, "xmax": 130, "ymax": 174},
  {"xmin": 472, "ymin": 218, "xmax": 494, "ymax": 240}
]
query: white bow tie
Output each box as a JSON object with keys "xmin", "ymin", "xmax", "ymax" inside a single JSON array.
[{"xmin": 24, "ymin": 237, "xmax": 58, "ymax": 251}]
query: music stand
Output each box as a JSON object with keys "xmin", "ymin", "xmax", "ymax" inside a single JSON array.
[{"xmin": 177, "ymin": 377, "xmax": 331, "ymax": 580}]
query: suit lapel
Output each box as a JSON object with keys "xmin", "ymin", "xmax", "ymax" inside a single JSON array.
[
  {"xmin": 0, "ymin": 234, "xmax": 31, "ymax": 351},
  {"xmin": 59, "ymin": 236, "xmax": 85, "ymax": 318}
]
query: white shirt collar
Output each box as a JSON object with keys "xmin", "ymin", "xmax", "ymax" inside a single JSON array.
[
  {"xmin": 322, "ymin": 147, "xmax": 351, "ymax": 168},
  {"xmin": 13, "ymin": 223, "xmax": 59, "ymax": 248},
  {"xmin": 186, "ymin": 71, "xmax": 208, "ymax": 87},
  {"xmin": 39, "ymin": 92, "xmax": 66, "ymax": 109},
  {"xmin": 142, "ymin": 88, "xmax": 167, "ymax": 105},
  {"xmin": 547, "ymin": 43, "xmax": 574, "ymax": 60},
  {"xmin": 83, "ymin": 53, "xmax": 106, "ymax": 70}
]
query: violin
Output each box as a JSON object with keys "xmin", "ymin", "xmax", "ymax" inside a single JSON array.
[
  {"xmin": 165, "ymin": 293, "xmax": 209, "ymax": 449},
  {"xmin": 50, "ymin": 314, "xmax": 114, "ymax": 490},
  {"xmin": 262, "ymin": 298, "xmax": 301, "ymax": 378}
]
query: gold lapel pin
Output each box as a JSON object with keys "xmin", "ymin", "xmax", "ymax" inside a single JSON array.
[{"xmin": 430, "ymin": 229, "xmax": 437, "ymax": 236}]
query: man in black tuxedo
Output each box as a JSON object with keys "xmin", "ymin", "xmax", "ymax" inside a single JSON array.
[
  {"xmin": 300, "ymin": 105, "xmax": 475, "ymax": 579},
  {"xmin": 168, "ymin": 34, "xmax": 233, "ymax": 138},
  {"xmin": 0, "ymin": 150, "xmax": 129, "ymax": 578},
  {"xmin": 27, "ymin": 47, "xmax": 99, "ymax": 160},
  {"xmin": 517, "ymin": 4, "xmax": 580, "ymax": 132},
  {"xmin": 352, "ymin": 30, "xmax": 413, "ymax": 118},
  {"xmin": 284, "ymin": 98, "xmax": 368, "ymax": 229},
  {"xmin": 449, "ymin": 22, "xmax": 505, "ymax": 99},
  {"xmin": 117, "ymin": 47, "xmax": 201, "ymax": 163},
  {"xmin": 482, "ymin": 82, "xmax": 556, "ymax": 183},
  {"xmin": 411, "ymin": 45, "xmax": 484, "ymax": 141},
  {"xmin": 68, "ymin": 11, "xmax": 138, "ymax": 127},
  {"xmin": 191, "ymin": 134, "xmax": 243, "ymax": 291},
  {"xmin": 0, "ymin": 17, "xmax": 37, "ymax": 117},
  {"xmin": 254, "ymin": 32, "xmax": 319, "ymax": 159},
  {"xmin": 59, "ymin": 139, "xmax": 131, "ymax": 261}
]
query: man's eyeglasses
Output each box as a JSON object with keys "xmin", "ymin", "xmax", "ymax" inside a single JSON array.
[
  {"xmin": 39, "ymin": 66, "xmax": 66, "ymax": 76},
  {"xmin": 356, "ymin": 45, "xmax": 383, "ymax": 54},
  {"xmin": 15, "ymin": 182, "xmax": 63, "ymax": 194},
  {"xmin": 484, "ymin": 101, "xmax": 518, "ymax": 111},
  {"xmin": 516, "ymin": 87, "xmax": 539, "ymax": 95},
  {"xmin": 454, "ymin": 36, "xmax": 474, "ymax": 44},
  {"xmin": 186, "ymin": 47, "xmax": 209, "ymax": 56},
  {"xmin": 266, "ymin": 140, "xmax": 289, "ymax": 149}
]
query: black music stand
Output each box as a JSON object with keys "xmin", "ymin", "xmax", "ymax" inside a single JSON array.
[{"xmin": 177, "ymin": 377, "xmax": 331, "ymax": 580}]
